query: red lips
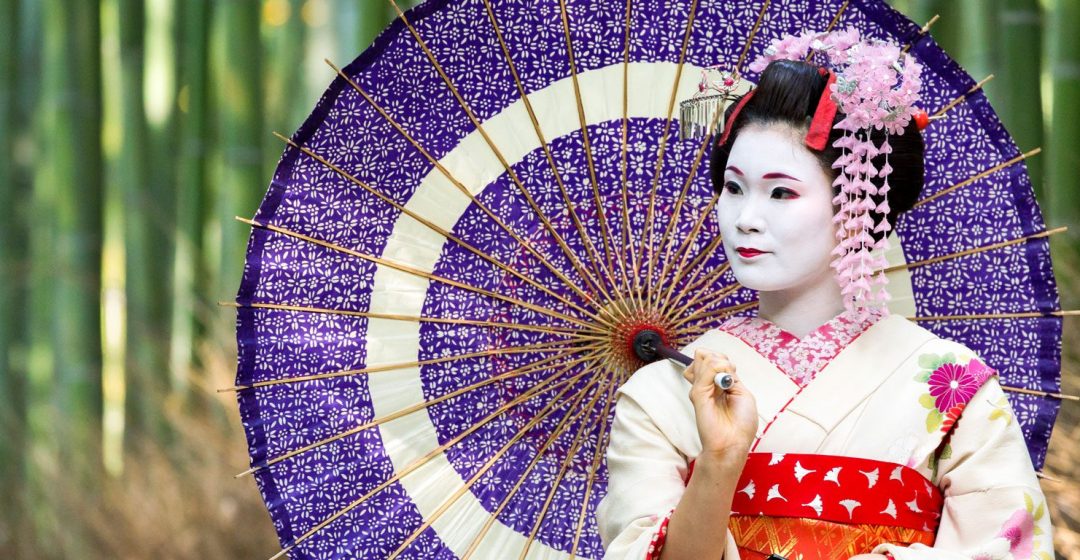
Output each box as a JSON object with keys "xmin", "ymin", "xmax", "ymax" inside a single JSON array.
[{"xmin": 736, "ymin": 247, "xmax": 767, "ymax": 258}]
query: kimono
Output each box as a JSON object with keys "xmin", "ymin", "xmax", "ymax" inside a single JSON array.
[{"xmin": 597, "ymin": 310, "xmax": 1054, "ymax": 560}]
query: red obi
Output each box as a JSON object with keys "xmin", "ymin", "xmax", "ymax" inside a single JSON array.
[{"xmin": 650, "ymin": 453, "xmax": 941, "ymax": 559}]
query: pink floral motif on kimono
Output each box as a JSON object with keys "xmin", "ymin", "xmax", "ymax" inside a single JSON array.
[{"xmin": 719, "ymin": 307, "xmax": 886, "ymax": 387}]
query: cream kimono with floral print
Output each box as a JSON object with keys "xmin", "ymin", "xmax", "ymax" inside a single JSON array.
[{"xmin": 597, "ymin": 312, "xmax": 1053, "ymax": 560}]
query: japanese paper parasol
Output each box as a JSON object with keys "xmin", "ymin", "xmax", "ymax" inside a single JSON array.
[{"xmin": 227, "ymin": 0, "xmax": 1072, "ymax": 558}]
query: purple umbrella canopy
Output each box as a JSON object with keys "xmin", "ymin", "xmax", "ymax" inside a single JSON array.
[{"xmin": 229, "ymin": 0, "xmax": 1064, "ymax": 558}]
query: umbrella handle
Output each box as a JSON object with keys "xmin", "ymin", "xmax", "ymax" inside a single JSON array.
[{"xmin": 632, "ymin": 330, "xmax": 735, "ymax": 390}]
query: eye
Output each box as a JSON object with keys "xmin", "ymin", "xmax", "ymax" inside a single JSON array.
[
  {"xmin": 723, "ymin": 181, "xmax": 742, "ymax": 195},
  {"xmin": 771, "ymin": 187, "xmax": 799, "ymax": 199}
]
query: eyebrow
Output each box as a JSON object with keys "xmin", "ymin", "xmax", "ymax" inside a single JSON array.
[
  {"xmin": 761, "ymin": 172, "xmax": 803, "ymax": 182},
  {"xmin": 725, "ymin": 166, "xmax": 803, "ymax": 182}
]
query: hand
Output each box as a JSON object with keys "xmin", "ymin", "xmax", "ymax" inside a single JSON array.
[{"xmin": 682, "ymin": 348, "xmax": 758, "ymax": 460}]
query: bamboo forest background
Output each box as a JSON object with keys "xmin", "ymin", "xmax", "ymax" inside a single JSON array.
[{"xmin": 0, "ymin": 0, "xmax": 1077, "ymax": 557}]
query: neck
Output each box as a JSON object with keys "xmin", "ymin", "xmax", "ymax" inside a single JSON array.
[{"xmin": 757, "ymin": 268, "xmax": 846, "ymax": 339}]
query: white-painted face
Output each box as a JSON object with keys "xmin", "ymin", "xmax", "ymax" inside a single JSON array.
[{"xmin": 716, "ymin": 124, "xmax": 838, "ymax": 293}]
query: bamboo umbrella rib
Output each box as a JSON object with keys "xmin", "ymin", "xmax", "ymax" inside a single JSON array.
[
  {"xmin": 670, "ymin": 279, "xmax": 744, "ymax": 328},
  {"xmin": 932, "ymin": 74, "xmax": 996, "ymax": 119},
  {"xmin": 1002, "ymin": 385, "xmax": 1079, "ymax": 402},
  {"xmin": 480, "ymin": 0, "xmax": 625, "ymax": 304},
  {"xmin": 555, "ymin": 0, "xmax": 620, "ymax": 286},
  {"xmin": 646, "ymin": 113, "xmax": 724, "ymax": 309},
  {"xmin": 568, "ymin": 374, "xmax": 620, "ymax": 559},
  {"xmin": 385, "ymin": 0, "xmax": 617, "ymax": 306},
  {"xmin": 911, "ymin": 310, "xmax": 1080, "ymax": 321},
  {"xmin": 238, "ymin": 217, "xmax": 603, "ymax": 332},
  {"xmin": 324, "ymin": 61, "xmax": 599, "ymax": 308},
  {"xmin": 914, "ymin": 147, "xmax": 1040, "ymax": 208},
  {"xmin": 654, "ymin": 193, "xmax": 721, "ymax": 312},
  {"xmin": 676, "ymin": 299, "xmax": 760, "ymax": 333},
  {"xmin": 665, "ymin": 260, "xmax": 736, "ymax": 321},
  {"xmin": 656, "ymin": 208, "xmax": 723, "ymax": 316},
  {"xmin": 901, "ymin": 14, "xmax": 940, "ymax": 55},
  {"xmin": 665, "ymin": 257, "xmax": 734, "ymax": 321},
  {"xmin": 463, "ymin": 371, "xmax": 616, "ymax": 560},
  {"xmin": 274, "ymin": 132, "xmax": 611, "ymax": 325},
  {"xmin": 824, "ymin": 1, "xmax": 850, "ymax": 33},
  {"xmin": 884, "ymin": 226, "xmax": 1067, "ymax": 273},
  {"xmin": 621, "ymin": 0, "xmax": 646, "ymax": 311},
  {"xmin": 734, "ymin": 0, "xmax": 773, "ymax": 78},
  {"xmin": 221, "ymin": 338, "xmax": 574, "ymax": 392},
  {"xmin": 661, "ymin": 246, "xmax": 729, "ymax": 321},
  {"xmin": 385, "ymin": 365, "xmax": 608, "ymax": 560},
  {"xmin": 242, "ymin": 349, "xmax": 596, "ymax": 478},
  {"xmin": 611, "ymin": 0, "xmax": 640, "ymax": 314},
  {"xmin": 804, "ymin": 0, "xmax": 850, "ymax": 63},
  {"xmin": 682, "ymin": 232, "xmax": 723, "ymax": 278},
  {"xmin": 266, "ymin": 357, "xmax": 595, "ymax": 560},
  {"xmin": 518, "ymin": 372, "xmax": 618, "ymax": 560},
  {"xmin": 660, "ymin": 200, "xmax": 721, "ymax": 306},
  {"xmin": 637, "ymin": 0, "xmax": 702, "ymax": 305},
  {"xmin": 219, "ymin": 300, "xmax": 582, "ymax": 337}
]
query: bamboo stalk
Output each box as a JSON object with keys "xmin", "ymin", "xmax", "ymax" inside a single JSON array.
[
  {"xmin": 996, "ymin": 0, "xmax": 1044, "ymax": 197},
  {"xmin": 169, "ymin": 0, "xmax": 211, "ymax": 395},
  {"xmin": 214, "ymin": 0, "xmax": 263, "ymax": 311},
  {"xmin": 0, "ymin": 0, "xmax": 27, "ymax": 548},
  {"xmin": 1045, "ymin": 0, "xmax": 1080, "ymax": 231}
]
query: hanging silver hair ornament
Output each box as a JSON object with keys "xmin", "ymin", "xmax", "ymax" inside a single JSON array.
[{"xmin": 678, "ymin": 66, "xmax": 744, "ymax": 140}]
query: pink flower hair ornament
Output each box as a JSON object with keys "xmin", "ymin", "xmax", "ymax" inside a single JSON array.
[{"xmin": 738, "ymin": 29, "xmax": 926, "ymax": 318}]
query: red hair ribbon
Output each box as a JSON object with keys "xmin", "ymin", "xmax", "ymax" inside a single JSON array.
[
  {"xmin": 805, "ymin": 69, "xmax": 838, "ymax": 150},
  {"xmin": 717, "ymin": 90, "xmax": 756, "ymax": 147}
]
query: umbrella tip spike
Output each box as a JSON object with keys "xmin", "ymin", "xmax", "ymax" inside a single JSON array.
[{"xmin": 236, "ymin": 465, "xmax": 261, "ymax": 478}]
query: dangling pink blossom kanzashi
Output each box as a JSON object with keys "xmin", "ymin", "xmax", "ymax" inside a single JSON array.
[{"xmin": 751, "ymin": 29, "xmax": 923, "ymax": 318}]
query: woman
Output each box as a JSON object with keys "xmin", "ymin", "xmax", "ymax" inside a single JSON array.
[{"xmin": 597, "ymin": 31, "xmax": 1054, "ymax": 560}]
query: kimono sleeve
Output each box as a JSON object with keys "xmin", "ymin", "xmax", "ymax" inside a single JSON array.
[
  {"xmin": 872, "ymin": 377, "xmax": 1054, "ymax": 560},
  {"xmin": 597, "ymin": 388, "xmax": 740, "ymax": 559}
]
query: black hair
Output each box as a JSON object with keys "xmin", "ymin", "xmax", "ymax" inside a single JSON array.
[{"xmin": 709, "ymin": 59, "xmax": 924, "ymax": 240}]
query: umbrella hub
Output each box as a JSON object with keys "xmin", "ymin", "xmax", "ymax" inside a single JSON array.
[{"xmin": 606, "ymin": 308, "xmax": 675, "ymax": 374}]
